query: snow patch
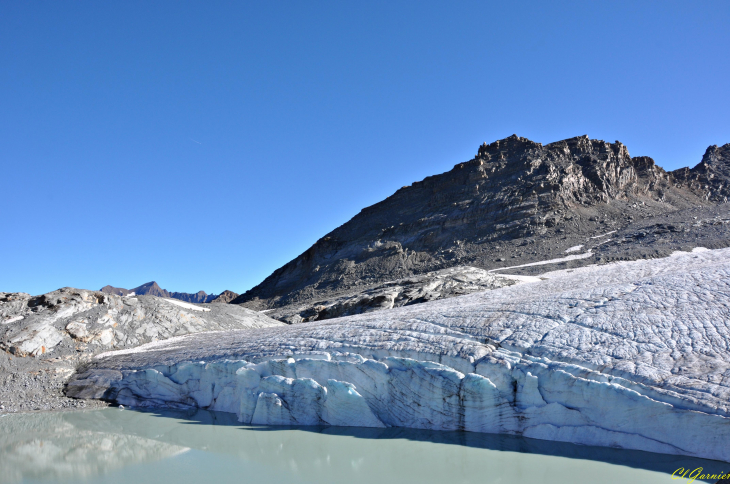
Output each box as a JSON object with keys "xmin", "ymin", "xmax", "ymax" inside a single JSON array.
[
  {"xmin": 494, "ymin": 274, "xmax": 543, "ymax": 283},
  {"xmin": 2, "ymin": 316, "xmax": 23, "ymax": 325},
  {"xmin": 591, "ymin": 231, "xmax": 616, "ymax": 239},
  {"xmin": 162, "ymin": 299, "xmax": 210, "ymax": 312},
  {"xmin": 489, "ymin": 251, "xmax": 593, "ymax": 272}
]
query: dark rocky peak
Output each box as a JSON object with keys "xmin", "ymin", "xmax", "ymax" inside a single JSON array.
[
  {"xmin": 232, "ymin": 135, "xmax": 729, "ymax": 311},
  {"xmin": 131, "ymin": 282, "xmax": 169, "ymax": 298},
  {"xmin": 447, "ymin": 135, "xmax": 675, "ymax": 208},
  {"xmin": 672, "ymin": 143, "xmax": 730, "ymax": 202},
  {"xmin": 699, "ymin": 143, "xmax": 730, "ymax": 167},
  {"xmin": 476, "ymin": 134, "xmax": 541, "ymax": 158},
  {"xmin": 702, "ymin": 143, "xmax": 730, "ymax": 182},
  {"xmin": 210, "ymin": 290, "xmax": 240, "ymax": 304}
]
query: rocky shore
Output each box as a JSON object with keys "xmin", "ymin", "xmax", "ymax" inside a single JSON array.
[{"xmin": 0, "ymin": 289, "xmax": 282, "ymax": 413}]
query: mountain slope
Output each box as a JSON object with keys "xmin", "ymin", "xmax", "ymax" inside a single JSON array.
[{"xmin": 232, "ymin": 135, "xmax": 730, "ymax": 311}]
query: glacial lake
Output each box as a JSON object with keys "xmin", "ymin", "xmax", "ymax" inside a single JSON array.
[{"xmin": 0, "ymin": 408, "xmax": 727, "ymax": 484}]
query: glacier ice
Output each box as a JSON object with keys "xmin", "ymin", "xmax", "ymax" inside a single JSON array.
[{"xmin": 67, "ymin": 248, "xmax": 730, "ymax": 462}]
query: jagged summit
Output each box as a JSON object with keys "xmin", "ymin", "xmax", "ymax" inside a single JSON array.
[
  {"xmin": 132, "ymin": 281, "xmax": 167, "ymax": 297},
  {"xmin": 232, "ymin": 135, "xmax": 730, "ymax": 312},
  {"xmin": 210, "ymin": 290, "xmax": 240, "ymax": 304},
  {"xmin": 672, "ymin": 143, "xmax": 730, "ymax": 202},
  {"xmin": 476, "ymin": 133, "xmax": 540, "ymax": 156},
  {"xmin": 100, "ymin": 281, "xmax": 218, "ymax": 304}
]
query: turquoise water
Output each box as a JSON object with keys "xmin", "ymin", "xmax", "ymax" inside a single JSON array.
[{"xmin": 0, "ymin": 408, "xmax": 727, "ymax": 484}]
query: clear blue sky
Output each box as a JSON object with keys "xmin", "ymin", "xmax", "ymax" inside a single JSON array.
[{"xmin": 2, "ymin": 1, "xmax": 728, "ymax": 296}]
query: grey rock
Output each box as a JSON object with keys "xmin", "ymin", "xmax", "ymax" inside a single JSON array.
[
  {"xmin": 269, "ymin": 266, "xmax": 519, "ymax": 324},
  {"xmin": 1, "ymin": 287, "xmax": 282, "ymax": 357},
  {"xmin": 65, "ymin": 369, "xmax": 123, "ymax": 400},
  {"xmin": 5, "ymin": 323, "xmax": 64, "ymax": 357},
  {"xmin": 671, "ymin": 143, "xmax": 730, "ymax": 202},
  {"xmin": 0, "ymin": 287, "xmax": 283, "ymax": 413},
  {"xmin": 210, "ymin": 290, "xmax": 240, "ymax": 304},
  {"xmin": 99, "ymin": 285, "xmax": 132, "ymax": 297}
]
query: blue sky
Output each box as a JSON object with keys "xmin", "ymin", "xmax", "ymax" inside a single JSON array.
[{"xmin": 1, "ymin": 1, "xmax": 729, "ymax": 296}]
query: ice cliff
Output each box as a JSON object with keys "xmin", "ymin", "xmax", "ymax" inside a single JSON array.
[{"xmin": 66, "ymin": 248, "xmax": 730, "ymax": 462}]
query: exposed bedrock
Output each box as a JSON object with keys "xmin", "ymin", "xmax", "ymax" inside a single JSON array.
[
  {"xmin": 268, "ymin": 266, "xmax": 519, "ymax": 324},
  {"xmin": 0, "ymin": 289, "xmax": 281, "ymax": 358},
  {"xmin": 233, "ymin": 135, "xmax": 730, "ymax": 313},
  {"xmin": 0, "ymin": 288, "xmax": 283, "ymax": 413},
  {"xmin": 67, "ymin": 248, "xmax": 730, "ymax": 462}
]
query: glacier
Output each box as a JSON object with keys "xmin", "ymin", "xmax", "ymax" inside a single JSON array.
[{"xmin": 66, "ymin": 247, "xmax": 730, "ymax": 462}]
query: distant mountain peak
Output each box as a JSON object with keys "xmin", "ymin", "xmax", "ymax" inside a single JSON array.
[
  {"xmin": 100, "ymin": 282, "xmax": 218, "ymax": 304},
  {"xmin": 210, "ymin": 290, "xmax": 240, "ymax": 304}
]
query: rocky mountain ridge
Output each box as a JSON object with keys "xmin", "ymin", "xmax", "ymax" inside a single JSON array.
[
  {"xmin": 101, "ymin": 282, "xmax": 235, "ymax": 304},
  {"xmin": 232, "ymin": 135, "xmax": 730, "ymax": 316}
]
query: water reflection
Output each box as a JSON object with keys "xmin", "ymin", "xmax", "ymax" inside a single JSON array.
[
  {"xmin": 0, "ymin": 411, "xmax": 188, "ymax": 483},
  {"xmin": 0, "ymin": 408, "xmax": 727, "ymax": 484}
]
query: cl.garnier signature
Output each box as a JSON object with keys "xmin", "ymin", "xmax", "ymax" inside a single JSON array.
[{"xmin": 672, "ymin": 467, "xmax": 730, "ymax": 483}]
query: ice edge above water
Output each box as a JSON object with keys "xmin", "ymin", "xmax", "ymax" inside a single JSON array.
[{"xmin": 67, "ymin": 247, "xmax": 730, "ymax": 463}]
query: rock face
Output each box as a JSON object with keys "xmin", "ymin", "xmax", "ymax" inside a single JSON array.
[
  {"xmin": 67, "ymin": 248, "xmax": 730, "ymax": 462},
  {"xmin": 130, "ymin": 282, "xmax": 169, "ymax": 298},
  {"xmin": 672, "ymin": 143, "xmax": 730, "ymax": 203},
  {"xmin": 210, "ymin": 290, "xmax": 240, "ymax": 304},
  {"xmin": 101, "ymin": 282, "xmax": 218, "ymax": 304},
  {"xmin": 268, "ymin": 266, "xmax": 520, "ymax": 324},
  {"xmin": 99, "ymin": 285, "xmax": 132, "ymax": 297},
  {"xmin": 0, "ymin": 288, "xmax": 280, "ymax": 358},
  {"xmin": 0, "ymin": 288, "xmax": 283, "ymax": 413},
  {"xmin": 1, "ymin": 289, "xmax": 283, "ymax": 359},
  {"xmin": 232, "ymin": 135, "xmax": 730, "ymax": 316}
]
